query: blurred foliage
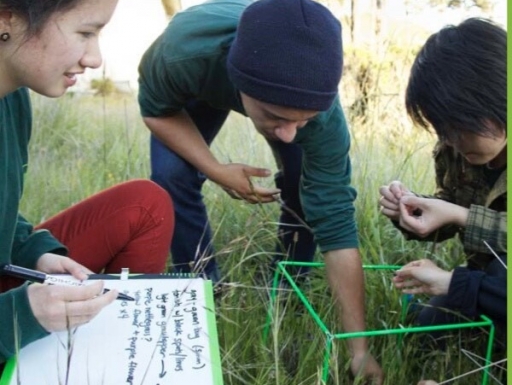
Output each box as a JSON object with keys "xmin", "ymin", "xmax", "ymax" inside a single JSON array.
[
  {"xmin": 90, "ymin": 78, "xmax": 117, "ymax": 97},
  {"xmin": 343, "ymin": 44, "xmax": 420, "ymax": 127},
  {"xmin": 160, "ymin": 0, "xmax": 181, "ymax": 18},
  {"xmin": 428, "ymin": 0, "xmax": 493, "ymax": 11}
]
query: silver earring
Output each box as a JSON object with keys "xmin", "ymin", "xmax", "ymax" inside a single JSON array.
[{"xmin": 0, "ymin": 32, "xmax": 10, "ymax": 42}]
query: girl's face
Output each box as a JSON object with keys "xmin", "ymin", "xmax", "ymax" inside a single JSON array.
[
  {"xmin": 4, "ymin": 0, "xmax": 118, "ymax": 97},
  {"xmin": 445, "ymin": 128, "xmax": 507, "ymax": 167}
]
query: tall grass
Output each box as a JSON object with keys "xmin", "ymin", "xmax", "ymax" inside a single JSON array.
[{"xmin": 20, "ymin": 48, "xmax": 504, "ymax": 384}]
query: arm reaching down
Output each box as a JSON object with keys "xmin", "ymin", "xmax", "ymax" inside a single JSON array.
[
  {"xmin": 325, "ymin": 249, "xmax": 384, "ymax": 385},
  {"xmin": 143, "ymin": 114, "xmax": 279, "ymax": 203}
]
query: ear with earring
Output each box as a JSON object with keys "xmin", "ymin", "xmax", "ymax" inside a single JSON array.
[{"xmin": 0, "ymin": 32, "xmax": 10, "ymax": 42}]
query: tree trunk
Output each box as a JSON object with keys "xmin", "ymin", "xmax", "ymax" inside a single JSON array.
[
  {"xmin": 350, "ymin": 0, "xmax": 355, "ymax": 44},
  {"xmin": 161, "ymin": 0, "xmax": 182, "ymax": 19}
]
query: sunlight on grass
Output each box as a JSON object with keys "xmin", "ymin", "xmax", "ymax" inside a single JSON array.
[{"xmin": 19, "ymin": 49, "xmax": 505, "ymax": 383}]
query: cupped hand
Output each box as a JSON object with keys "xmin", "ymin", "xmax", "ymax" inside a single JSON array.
[
  {"xmin": 393, "ymin": 259, "xmax": 452, "ymax": 296},
  {"xmin": 36, "ymin": 253, "xmax": 93, "ymax": 281},
  {"xmin": 378, "ymin": 181, "xmax": 412, "ymax": 221},
  {"xmin": 398, "ymin": 195, "xmax": 465, "ymax": 237},
  {"xmin": 214, "ymin": 163, "xmax": 280, "ymax": 203},
  {"xmin": 27, "ymin": 281, "xmax": 118, "ymax": 332},
  {"xmin": 350, "ymin": 352, "xmax": 384, "ymax": 385}
]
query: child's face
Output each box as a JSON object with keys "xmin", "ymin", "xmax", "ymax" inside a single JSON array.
[
  {"xmin": 7, "ymin": 0, "xmax": 118, "ymax": 97},
  {"xmin": 445, "ymin": 127, "xmax": 507, "ymax": 167}
]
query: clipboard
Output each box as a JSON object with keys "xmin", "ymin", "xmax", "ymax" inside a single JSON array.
[{"xmin": 0, "ymin": 274, "xmax": 223, "ymax": 385}]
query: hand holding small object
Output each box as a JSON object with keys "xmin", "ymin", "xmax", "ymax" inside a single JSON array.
[
  {"xmin": 398, "ymin": 196, "xmax": 469, "ymax": 237},
  {"xmin": 215, "ymin": 163, "xmax": 280, "ymax": 203},
  {"xmin": 378, "ymin": 181, "xmax": 412, "ymax": 221}
]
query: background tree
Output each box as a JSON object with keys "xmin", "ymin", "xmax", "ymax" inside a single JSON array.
[
  {"xmin": 429, "ymin": 0, "xmax": 493, "ymax": 12},
  {"xmin": 404, "ymin": 0, "xmax": 497, "ymax": 15},
  {"xmin": 161, "ymin": 0, "xmax": 181, "ymax": 19}
]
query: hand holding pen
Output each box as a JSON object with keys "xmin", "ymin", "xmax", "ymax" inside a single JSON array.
[
  {"xmin": 34, "ymin": 253, "xmax": 134, "ymax": 300},
  {"xmin": 26, "ymin": 280, "xmax": 119, "ymax": 331},
  {"xmin": 35, "ymin": 253, "xmax": 93, "ymax": 282},
  {"xmin": 1, "ymin": 254, "xmax": 132, "ymax": 332},
  {"xmin": 1, "ymin": 263, "xmax": 134, "ymax": 301}
]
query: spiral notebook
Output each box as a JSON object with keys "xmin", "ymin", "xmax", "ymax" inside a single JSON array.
[{"xmin": 0, "ymin": 274, "xmax": 223, "ymax": 385}]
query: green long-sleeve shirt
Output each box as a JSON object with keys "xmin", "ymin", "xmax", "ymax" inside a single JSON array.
[
  {"xmin": 138, "ymin": 0, "xmax": 358, "ymax": 252},
  {"xmin": 0, "ymin": 88, "xmax": 67, "ymax": 362}
]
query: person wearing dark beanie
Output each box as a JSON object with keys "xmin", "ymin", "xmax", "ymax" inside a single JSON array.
[
  {"xmin": 138, "ymin": 0, "xmax": 383, "ymax": 382},
  {"xmin": 227, "ymin": 0, "xmax": 342, "ymax": 111}
]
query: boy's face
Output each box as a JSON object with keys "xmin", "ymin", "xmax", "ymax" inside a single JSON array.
[
  {"xmin": 240, "ymin": 93, "xmax": 318, "ymax": 143},
  {"xmin": 445, "ymin": 127, "xmax": 507, "ymax": 167}
]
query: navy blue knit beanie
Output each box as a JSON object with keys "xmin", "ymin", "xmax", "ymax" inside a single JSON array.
[{"xmin": 227, "ymin": 0, "xmax": 343, "ymax": 111}]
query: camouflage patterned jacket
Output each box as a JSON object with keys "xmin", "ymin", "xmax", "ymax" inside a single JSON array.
[{"xmin": 397, "ymin": 142, "xmax": 507, "ymax": 270}]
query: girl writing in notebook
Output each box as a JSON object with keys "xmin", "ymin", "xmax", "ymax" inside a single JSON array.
[{"xmin": 0, "ymin": 0, "xmax": 175, "ymax": 364}]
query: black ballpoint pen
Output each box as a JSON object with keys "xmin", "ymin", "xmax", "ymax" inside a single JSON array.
[{"xmin": 0, "ymin": 264, "xmax": 134, "ymax": 301}]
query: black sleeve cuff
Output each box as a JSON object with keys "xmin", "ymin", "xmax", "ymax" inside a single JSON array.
[{"xmin": 446, "ymin": 267, "xmax": 485, "ymax": 318}]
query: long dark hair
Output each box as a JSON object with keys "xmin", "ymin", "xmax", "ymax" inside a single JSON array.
[{"xmin": 406, "ymin": 18, "xmax": 507, "ymax": 141}]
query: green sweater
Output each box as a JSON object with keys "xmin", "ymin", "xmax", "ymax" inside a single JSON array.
[
  {"xmin": 0, "ymin": 88, "xmax": 67, "ymax": 361},
  {"xmin": 138, "ymin": 0, "xmax": 358, "ymax": 252}
]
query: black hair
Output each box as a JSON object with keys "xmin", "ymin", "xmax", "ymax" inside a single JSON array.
[
  {"xmin": 0, "ymin": 0, "xmax": 83, "ymax": 37},
  {"xmin": 405, "ymin": 18, "xmax": 506, "ymax": 141}
]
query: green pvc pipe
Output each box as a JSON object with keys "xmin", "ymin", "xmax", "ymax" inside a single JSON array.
[{"xmin": 263, "ymin": 261, "xmax": 495, "ymax": 385}]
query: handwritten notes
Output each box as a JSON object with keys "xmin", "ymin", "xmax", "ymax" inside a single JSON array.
[{"xmin": 8, "ymin": 278, "xmax": 221, "ymax": 385}]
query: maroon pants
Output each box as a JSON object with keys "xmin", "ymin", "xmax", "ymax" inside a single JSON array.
[{"xmin": 1, "ymin": 179, "xmax": 174, "ymax": 291}]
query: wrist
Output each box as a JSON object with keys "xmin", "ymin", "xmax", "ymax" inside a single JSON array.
[
  {"xmin": 348, "ymin": 338, "xmax": 369, "ymax": 357},
  {"xmin": 202, "ymin": 160, "xmax": 223, "ymax": 183},
  {"xmin": 450, "ymin": 204, "xmax": 469, "ymax": 227},
  {"xmin": 438, "ymin": 270, "xmax": 454, "ymax": 295}
]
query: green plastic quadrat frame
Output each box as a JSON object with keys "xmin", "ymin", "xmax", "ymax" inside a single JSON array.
[{"xmin": 263, "ymin": 261, "xmax": 495, "ymax": 385}]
